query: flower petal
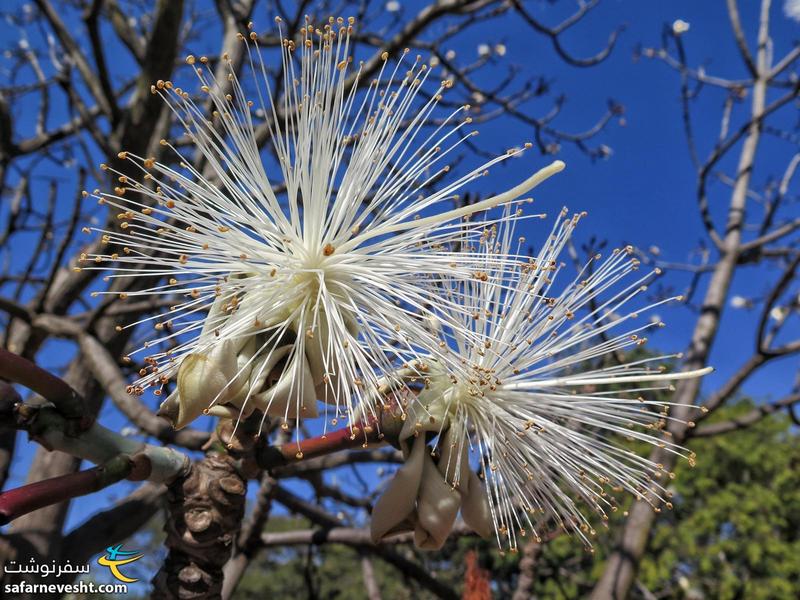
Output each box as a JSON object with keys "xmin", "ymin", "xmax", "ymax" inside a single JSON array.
[
  {"xmin": 252, "ymin": 350, "xmax": 318, "ymax": 419},
  {"xmin": 460, "ymin": 471, "xmax": 493, "ymax": 539},
  {"xmin": 436, "ymin": 427, "xmax": 471, "ymax": 490},
  {"xmin": 414, "ymin": 451, "xmax": 461, "ymax": 550},
  {"xmin": 163, "ymin": 339, "xmax": 247, "ymax": 429},
  {"xmin": 370, "ymin": 435, "xmax": 426, "ymax": 543}
]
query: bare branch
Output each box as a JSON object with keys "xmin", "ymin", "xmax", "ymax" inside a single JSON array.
[
  {"xmin": 725, "ymin": 0, "xmax": 758, "ymax": 77},
  {"xmin": 694, "ymin": 393, "xmax": 800, "ymax": 437},
  {"xmin": 32, "ymin": 0, "xmax": 116, "ymax": 116},
  {"xmin": 61, "ymin": 482, "xmax": 164, "ymax": 567},
  {"xmin": 360, "ymin": 551, "xmax": 382, "ymax": 600},
  {"xmin": 511, "ymin": 0, "xmax": 623, "ymax": 67}
]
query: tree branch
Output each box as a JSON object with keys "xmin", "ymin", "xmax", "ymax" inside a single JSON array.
[{"xmin": 693, "ymin": 393, "xmax": 800, "ymax": 437}]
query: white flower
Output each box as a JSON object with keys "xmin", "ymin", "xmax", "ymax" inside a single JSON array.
[
  {"xmin": 371, "ymin": 416, "xmax": 493, "ymax": 549},
  {"xmin": 672, "ymin": 19, "xmax": 690, "ymax": 35},
  {"xmin": 730, "ymin": 295, "xmax": 751, "ymax": 309},
  {"xmin": 477, "ymin": 43, "xmax": 490, "ymax": 57},
  {"xmin": 495, "ymin": 43, "xmax": 507, "ymax": 57},
  {"xmin": 86, "ymin": 18, "xmax": 562, "ymax": 432},
  {"xmin": 370, "ymin": 391, "xmax": 492, "ymax": 549},
  {"xmin": 770, "ymin": 306, "xmax": 788, "ymax": 322},
  {"xmin": 373, "ymin": 210, "xmax": 711, "ymax": 550},
  {"xmin": 386, "ymin": 0, "xmax": 401, "ymax": 12}
]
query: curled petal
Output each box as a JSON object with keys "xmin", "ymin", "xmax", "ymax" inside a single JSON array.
[
  {"xmin": 414, "ymin": 452, "xmax": 461, "ymax": 550},
  {"xmin": 242, "ymin": 344, "xmax": 293, "ymax": 398},
  {"xmin": 435, "ymin": 427, "xmax": 491, "ymax": 538},
  {"xmin": 304, "ymin": 308, "xmax": 360, "ymax": 402},
  {"xmin": 251, "ymin": 350, "xmax": 319, "ymax": 419},
  {"xmin": 159, "ymin": 339, "xmax": 249, "ymax": 429},
  {"xmin": 399, "ymin": 395, "xmax": 449, "ymax": 445},
  {"xmin": 370, "ymin": 436, "xmax": 426, "ymax": 543},
  {"xmin": 460, "ymin": 471, "xmax": 493, "ymax": 539},
  {"xmin": 436, "ymin": 427, "xmax": 471, "ymax": 490}
]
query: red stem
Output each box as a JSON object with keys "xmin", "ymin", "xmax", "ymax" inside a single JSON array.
[
  {"xmin": 257, "ymin": 416, "xmax": 384, "ymax": 469},
  {"xmin": 0, "ymin": 348, "xmax": 88, "ymax": 423},
  {"xmin": 0, "ymin": 456, "xmax": 132, "ymax": 525},
  {"xmin": 285, "ymin": 417, "xmax": 383, "ymax": 460}
]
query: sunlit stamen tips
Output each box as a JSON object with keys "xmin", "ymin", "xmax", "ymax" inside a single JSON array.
[
  {"xmin": 408, "ymin": 210, "xmax": 714, "ymax": 550},
  {"xmin": 339, "ymin": 160, "xmax": 565, "ymax": 254},
  {"xmin": 85, "ymin": 18, "xmax": 571, "ymax": 505}
]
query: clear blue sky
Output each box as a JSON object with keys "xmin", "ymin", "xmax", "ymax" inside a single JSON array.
[{"xmin": 1, "ymin": 0, "xmax": 798, "ymax": 583}]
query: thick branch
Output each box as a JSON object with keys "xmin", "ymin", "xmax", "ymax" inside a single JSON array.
[
  {"xmin": 152, "ymin": 449, "xmax": 246, "ymax": 600},
  {"xmin": 1, "ymin": 350, "xmax": 188, "ymax": 485},
  {"xmin": 0, "ymin": 347, "xmax": 88, "ymax": 424},
  {"xmin": 0, "ymin": 456, "xmax": 133, "ymax": 525}
]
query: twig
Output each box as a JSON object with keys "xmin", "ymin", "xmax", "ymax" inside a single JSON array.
[
  {"xmin": 255, "ymin": 416, "xmax": 386, "ymax": 470},
  {"xmin": 0, "ymin": 455, "xmax": 133, "ymax": 525},
  {"xmin": 0, "ymin": 347, "xmax": 88, "ymax": 425},
  {"xmin": 694, "ymin": 393, "xmax": 800, "ymax": 437}
]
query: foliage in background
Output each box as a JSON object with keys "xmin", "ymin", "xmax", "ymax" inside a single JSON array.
[
  {"xmin": 218, "ymin": 403, "xmax": 800, "ymax": 599},
  {"xmin": 1, "ymin": 1, "xmax": 799, "ymax": 597}
]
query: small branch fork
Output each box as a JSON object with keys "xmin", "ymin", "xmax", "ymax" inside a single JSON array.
[
  {"xmin": 152, "ymin": 398, "xmax": 401, "ymax": 598},
  {"xmin": 0, "ymin": 346, "xmax": 395, "ymax": 530},
  {"xmin": 0, "ymin": 347, "xmax": 89, "ymax": 426},
  {"xmin": 0, "ymin": 350, "xmax": 189, "ymax": 523}
]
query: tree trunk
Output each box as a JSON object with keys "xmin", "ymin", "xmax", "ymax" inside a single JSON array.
[
  {"xmin": 589, "ymin": 3, "xmax": 771, "ymax": 597},
  {"xmin": 152, "ymin": 448, "xmax": 246, "ymax": 599}
]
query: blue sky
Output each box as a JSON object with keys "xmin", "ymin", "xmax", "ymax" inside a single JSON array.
[
  {"xmin": 452, "ymin": 0, "xmax": 800, "ymax": 401},
  {"xmin": 1, "ymin": 0, "xmax": 798, "ymax": 585}
]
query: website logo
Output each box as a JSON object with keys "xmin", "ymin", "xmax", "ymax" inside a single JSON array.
[{"xmin": 96, "ymin": 545, "xmax": 143, "ymax": 583}]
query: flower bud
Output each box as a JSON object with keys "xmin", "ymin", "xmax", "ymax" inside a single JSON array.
[{"xmin": 158, "ymin": 340, "xmax": 249, "ymax": 429}]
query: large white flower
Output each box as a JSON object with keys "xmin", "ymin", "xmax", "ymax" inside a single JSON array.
[
  {"xmin": 84, "ymin": 18, "xmax": 562, "ymax": 431},
  {"xmin": 371, "ymin": 209, "xmax": 711, "ymax": 550}
]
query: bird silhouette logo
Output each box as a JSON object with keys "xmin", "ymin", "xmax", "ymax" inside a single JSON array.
[{"xmin": 96, "ymin": 544, "xmax": 143, "ymax": 583}]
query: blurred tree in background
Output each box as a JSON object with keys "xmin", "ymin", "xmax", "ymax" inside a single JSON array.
[
  {"xmin": 0, "ymin": 0, "xmax": 798, "ymax": 598},
  {"xmin": 226, "ymin": 403, "xmax": 800, "ymax": 599}
]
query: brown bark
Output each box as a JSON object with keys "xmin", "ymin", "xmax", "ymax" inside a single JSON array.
[
  {"xmin": 220, "ymin": 473, "xmax": 276, "ymax": 599},
  {"xmin": 152, "ymin": 449, "xmax": 246, "ymax": 599}
]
